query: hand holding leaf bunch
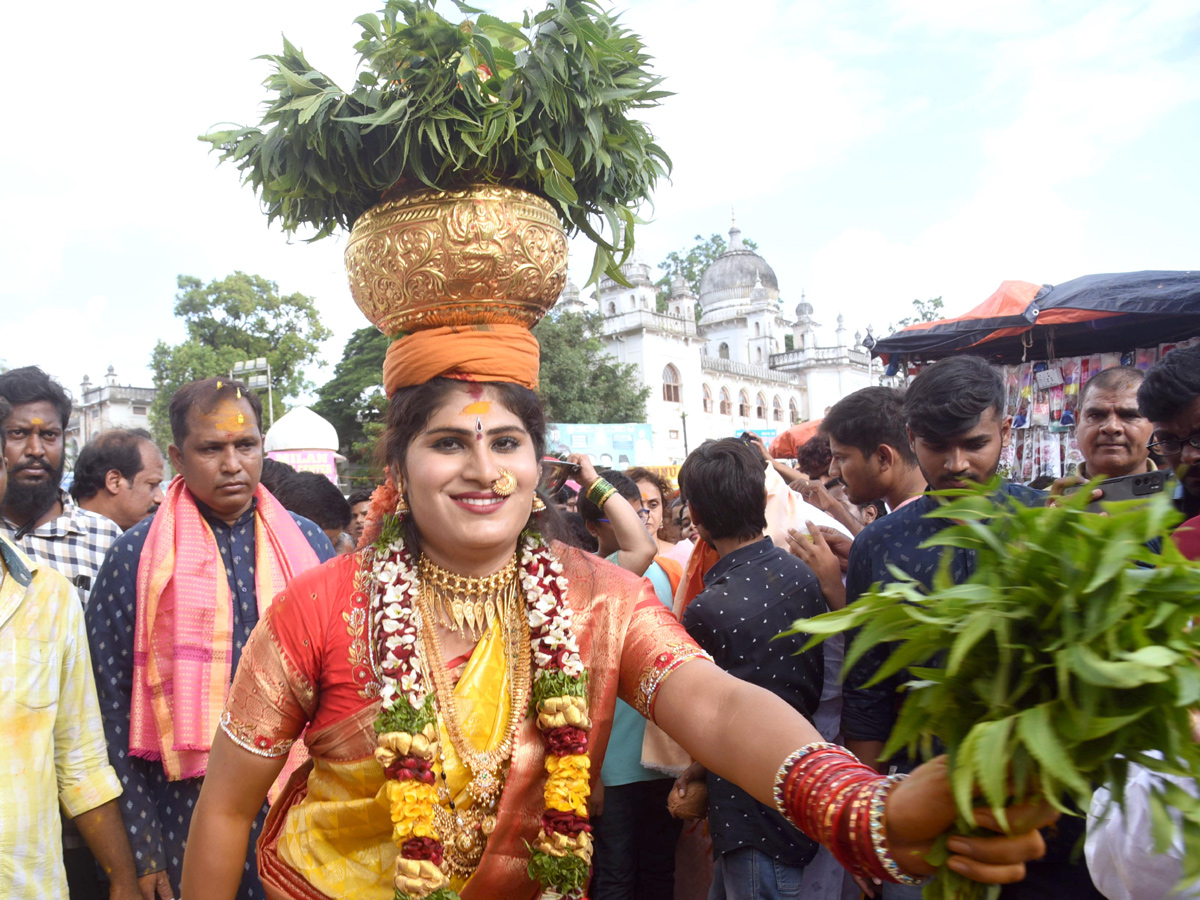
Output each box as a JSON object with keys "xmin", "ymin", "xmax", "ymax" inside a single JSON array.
[{"xmin": 786, "ymin": 482, "xmax": 1200, "ymax": 899}]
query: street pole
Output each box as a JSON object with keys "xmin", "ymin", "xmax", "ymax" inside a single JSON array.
[
  {"xmin": 266, "ymin": 360, "xmax": 275, "ymax": 428},
  {"xmin": 681, "ymin": 411, "xmax": 689, "ymax": 457}
]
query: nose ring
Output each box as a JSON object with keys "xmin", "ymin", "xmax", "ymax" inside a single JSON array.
[{"xmin": 492, "ymin": 469, "xmax": 517, "ymax": 497}]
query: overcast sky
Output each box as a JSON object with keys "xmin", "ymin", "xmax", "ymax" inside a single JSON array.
[{"xmin": 3, "ymin": 0, "xmax": 1197, "ymax": 399}]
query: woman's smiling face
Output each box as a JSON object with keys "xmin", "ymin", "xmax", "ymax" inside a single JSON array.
[{"xmin": 402, "ymin": 384, "xmax": 540, "ymax": 575}]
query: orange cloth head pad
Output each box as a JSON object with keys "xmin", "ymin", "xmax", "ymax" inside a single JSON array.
[{"xmin": 382, "ymin": 324, "xmax": 541, "ymax": 395}]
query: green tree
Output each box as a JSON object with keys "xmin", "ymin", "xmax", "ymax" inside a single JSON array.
[
  {"xmin": 311, "ymin": 326, "xmax": 390, "ymax": 459},
  {"xmin": 897, "ymin": 296, "xmax": 945, "ymax": 329},
  {"xmin": 533, "ymin": 311, "xmax": 649, "ymax": 423},
  {"xmin": 654, "ymin": 232, "xmax": 759, "ymax": 316},
  {"xmin": 148, "ymin": 272, "xmax": 331, "ymax": 446}
]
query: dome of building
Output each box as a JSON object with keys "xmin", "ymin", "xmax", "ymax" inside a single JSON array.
[
  {"xmin": 698, "ymin": 225, "xmax": 779, "ymax": 308},
  {"xmin": 264, "ymin": 406, "xmax": 340, "ymax": 452},
  {"xmin": 795, "ymin": 289, "xmax": 814, "ymax": 320}
]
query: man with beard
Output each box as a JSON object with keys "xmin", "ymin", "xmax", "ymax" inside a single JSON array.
[
  {"xmin": 0, "ymin": 367, "xmax": 123, "ymax": 596},
  {"xmin": 71, "ymin": 429, "xmax": 166, "ymax": 532},
  {"xmin": 0, "ymin": 367, "xmax": 126, "ymax": 899}
]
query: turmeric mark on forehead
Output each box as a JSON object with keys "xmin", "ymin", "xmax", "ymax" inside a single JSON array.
[
  {"xmin": 30, "ymin": 417, "xmax": 43, "ymax": 426},
  {"xmin": 461, "ymin": 401, "xmax": 491, "ymax": 416}
]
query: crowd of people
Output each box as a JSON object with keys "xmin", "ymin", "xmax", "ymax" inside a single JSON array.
[{"xmin": 1, "ymin": 340, "xmax": 1197, "ymax": 900}]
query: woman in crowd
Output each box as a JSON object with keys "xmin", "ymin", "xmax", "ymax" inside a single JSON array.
[{"xmin": 180, "ymin": 341, "xmax": 1054, "ymax": 899}]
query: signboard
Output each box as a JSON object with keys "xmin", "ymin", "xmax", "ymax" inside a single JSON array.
[
  {"xmin": 268, "ymin": 449, "xmax": 339, "ymax": 484},
  {"xmin": 546, "ymin": 423, "xmax": 655, "ymax": 468}
]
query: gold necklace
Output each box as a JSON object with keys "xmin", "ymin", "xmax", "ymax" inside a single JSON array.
[
  {"xmin": 419, "ymin": 554, "xmax": 521, "ymax": 641},
  {"xmin": 415, "ymin": 565, "xmax": 531, "ymax": 876}
]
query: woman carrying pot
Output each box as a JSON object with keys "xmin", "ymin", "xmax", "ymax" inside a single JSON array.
[{"xmin": 180, "ymin": 325, "xmax": 1054, "ymax": 900}]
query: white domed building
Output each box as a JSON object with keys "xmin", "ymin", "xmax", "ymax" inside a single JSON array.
[
  {"xmin": 579, "ymin": 223, "xmax": 872, "ymax": 464},
  {"xmin": 264, "ymin": 406, "xmax": 344, "ymax": 485}
]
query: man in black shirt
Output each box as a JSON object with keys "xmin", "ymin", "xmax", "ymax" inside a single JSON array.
[{"xmin": 676, "ymin": 438, "xmax": 827, "ymax": 900}]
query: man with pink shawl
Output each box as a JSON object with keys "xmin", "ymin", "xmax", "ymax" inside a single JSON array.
[{"xmin": 85, "ymin": 379, "xmax": 335, "ymax": 900}]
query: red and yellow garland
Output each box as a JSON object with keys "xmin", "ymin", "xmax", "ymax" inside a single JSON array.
[{"xmin": 368, "ymin": 504, "xmax": 592, "ymax": 900}]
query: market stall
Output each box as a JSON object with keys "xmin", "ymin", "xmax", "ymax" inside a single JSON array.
[{"xmin": 871, "ymin": 270, "xmax": 1200, "ymax": 482}]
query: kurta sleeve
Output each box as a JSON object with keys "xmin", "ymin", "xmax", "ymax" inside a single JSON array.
[
  {"xmin": 617, "ymin": 578, "xmax": 711, "ymax": 723},
  {"xmin": 221, "ymin": 583, "xmax": 322, "ymax": 758}
]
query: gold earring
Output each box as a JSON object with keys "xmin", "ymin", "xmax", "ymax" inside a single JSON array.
[
  {"xmin": 395, "ymin": 478, "xmax": 409, "ymax": 515},
  {"xmin": 492, "ymin": 469, "xmax": 517, "ymax": 497},
  {"xmin": 532, "ymin": 495, "xmax": 546, "ymax": 513}
]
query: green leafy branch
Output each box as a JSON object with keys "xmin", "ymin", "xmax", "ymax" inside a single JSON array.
[
  {"xmin": 200, "ymin": 0, "xmax": 671, "ymax": 285},
  {"xmin": 785, "ymin": 483, "xmax": 1200, "ymax": 898}
]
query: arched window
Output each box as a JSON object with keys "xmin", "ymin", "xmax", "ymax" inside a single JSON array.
[
  {"xmin": 738, "ymin": 389, "xmax": 751, "ymax": 418},
  {"xmin": 772, "ymin": 395, "xmax": 783, "ymax": 422},
  {"xmin": 719, "ymin": 342, "xmax": 730, "ymax": 359},
  {"xmin": 755, "ymin": 322, "xmax": 761, "ymax": 337},
  {"xmin": 756, "ymin": 348, "xmax": 763, "ymax": 363},
  {"xmin": 702, "ymin": 384, "xmax": 713, "ymax": 414},
  {"xmin": 607, "ymin": 301, "xmax": 616, "ymax": 315},
  {"xmin": 642, "ymin": 297, "xmax": 649, "ymax": 309},
  {"xmin": 789, "ymin": 398, "xmax": 800, "ymax": 424},
  {"xmin": 719, "ymin": 387, "xmax": 732, "ymax": 416},
  {"xmin": 756, "ymin": 392, "xmax": 767, "ymax": 420},
  {"xmin": 662, "ymin": 364, "xmax": 681, "ymax": 403}
]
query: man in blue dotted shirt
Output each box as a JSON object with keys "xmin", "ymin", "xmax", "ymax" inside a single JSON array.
[
  {"xmin": 676, "ymin": 438, "xmax": 827, "ymax": 900},
  {"xmin": 85, "ymin": 379, "xmax": 335, "ymax": 900}
]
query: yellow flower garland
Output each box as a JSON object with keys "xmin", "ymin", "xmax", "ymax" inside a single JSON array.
[
  {"xmin": 544, "ymin": 752, "xmax": 590, "ymax": 817},
  {"xmin": 386, "ymin": 779, "xmax": 439, "ymax": 841}
]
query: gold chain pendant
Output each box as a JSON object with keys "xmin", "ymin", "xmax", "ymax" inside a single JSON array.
[{"xmin": 415, "ymin": 559, "xmax": 532, "ymax": 880}]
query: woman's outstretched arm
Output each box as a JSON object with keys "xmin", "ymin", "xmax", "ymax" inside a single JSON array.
[{"xmin": 653, "ymin": 658, "xmax": 1053, "ymax": 883}]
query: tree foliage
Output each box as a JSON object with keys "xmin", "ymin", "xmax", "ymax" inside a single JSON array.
[
  {"xmin": 148, "ymin": 272, "xmax": 331, "ymax": 446},
  {"xmin": 533, "ymin": 311, "xmax": 648, "ymax": 423},
  {"xmin": 654, "ymin": 232, "xmax": 759, "ymax": 316},
  {"xmin": 311, "ymin": 326, "xmax": 391, "ymax": 460},
  {"xmin": 897, "ymin": 296, "xmax": 945, "ymax": 329}
]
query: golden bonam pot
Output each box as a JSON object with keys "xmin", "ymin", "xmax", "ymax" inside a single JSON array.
[{"xmin": 345, "ymin": 184, "xmax": 568, "ymax": 335}]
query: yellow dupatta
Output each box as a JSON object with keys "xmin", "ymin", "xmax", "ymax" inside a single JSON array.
[
  {"xmin": 438, "ymin": 621, "xmax": 514, "ymax": 893},
  {"xmin": 277, "ymin": 623, "xmax": 513, "ymax": 899}
]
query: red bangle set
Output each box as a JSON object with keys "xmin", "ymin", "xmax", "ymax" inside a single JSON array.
[{"xmin": 772, "ymin": 743, "xmax": 916, "ymax": 885}]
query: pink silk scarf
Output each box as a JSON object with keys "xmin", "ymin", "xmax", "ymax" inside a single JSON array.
[{"xmin": 130, "ymin": 476, "xmax": 319, "ymax": 780}]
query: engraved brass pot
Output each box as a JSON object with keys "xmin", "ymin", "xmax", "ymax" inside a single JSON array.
[{"xmin": 344, "ymin": 184, "xmax": 568, "ymax": 335}]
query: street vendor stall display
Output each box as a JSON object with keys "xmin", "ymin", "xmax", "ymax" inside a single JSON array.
[{"xmin": 871, "ymin": 271, "xmax": 1200, "ymax": 483}]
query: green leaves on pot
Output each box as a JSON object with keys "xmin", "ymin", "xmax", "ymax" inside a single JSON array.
[
  {"xmin": 200, "ymin": 0, "xmax": 671, "ymax": 285},
  {"xmin": 783, "ymin": 482, "xmax": 1200, "ymax": 897}
]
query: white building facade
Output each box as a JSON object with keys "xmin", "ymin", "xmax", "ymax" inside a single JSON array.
[
  {"xmin": 576, "ymin": 225, "xmax": 873, "ymax": 464},
  {"xmin": 70, "ymin": 366, "xmax": 158, "ymax": 451}
]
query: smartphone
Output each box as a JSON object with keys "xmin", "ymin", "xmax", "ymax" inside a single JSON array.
[
  {"xmin": 1067, "ymin": 470, "xmax": 1169, "ymax": 512},
  {"xmin": 739, "ymin": 431, "xmax": 755, "ymax": 445}
]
